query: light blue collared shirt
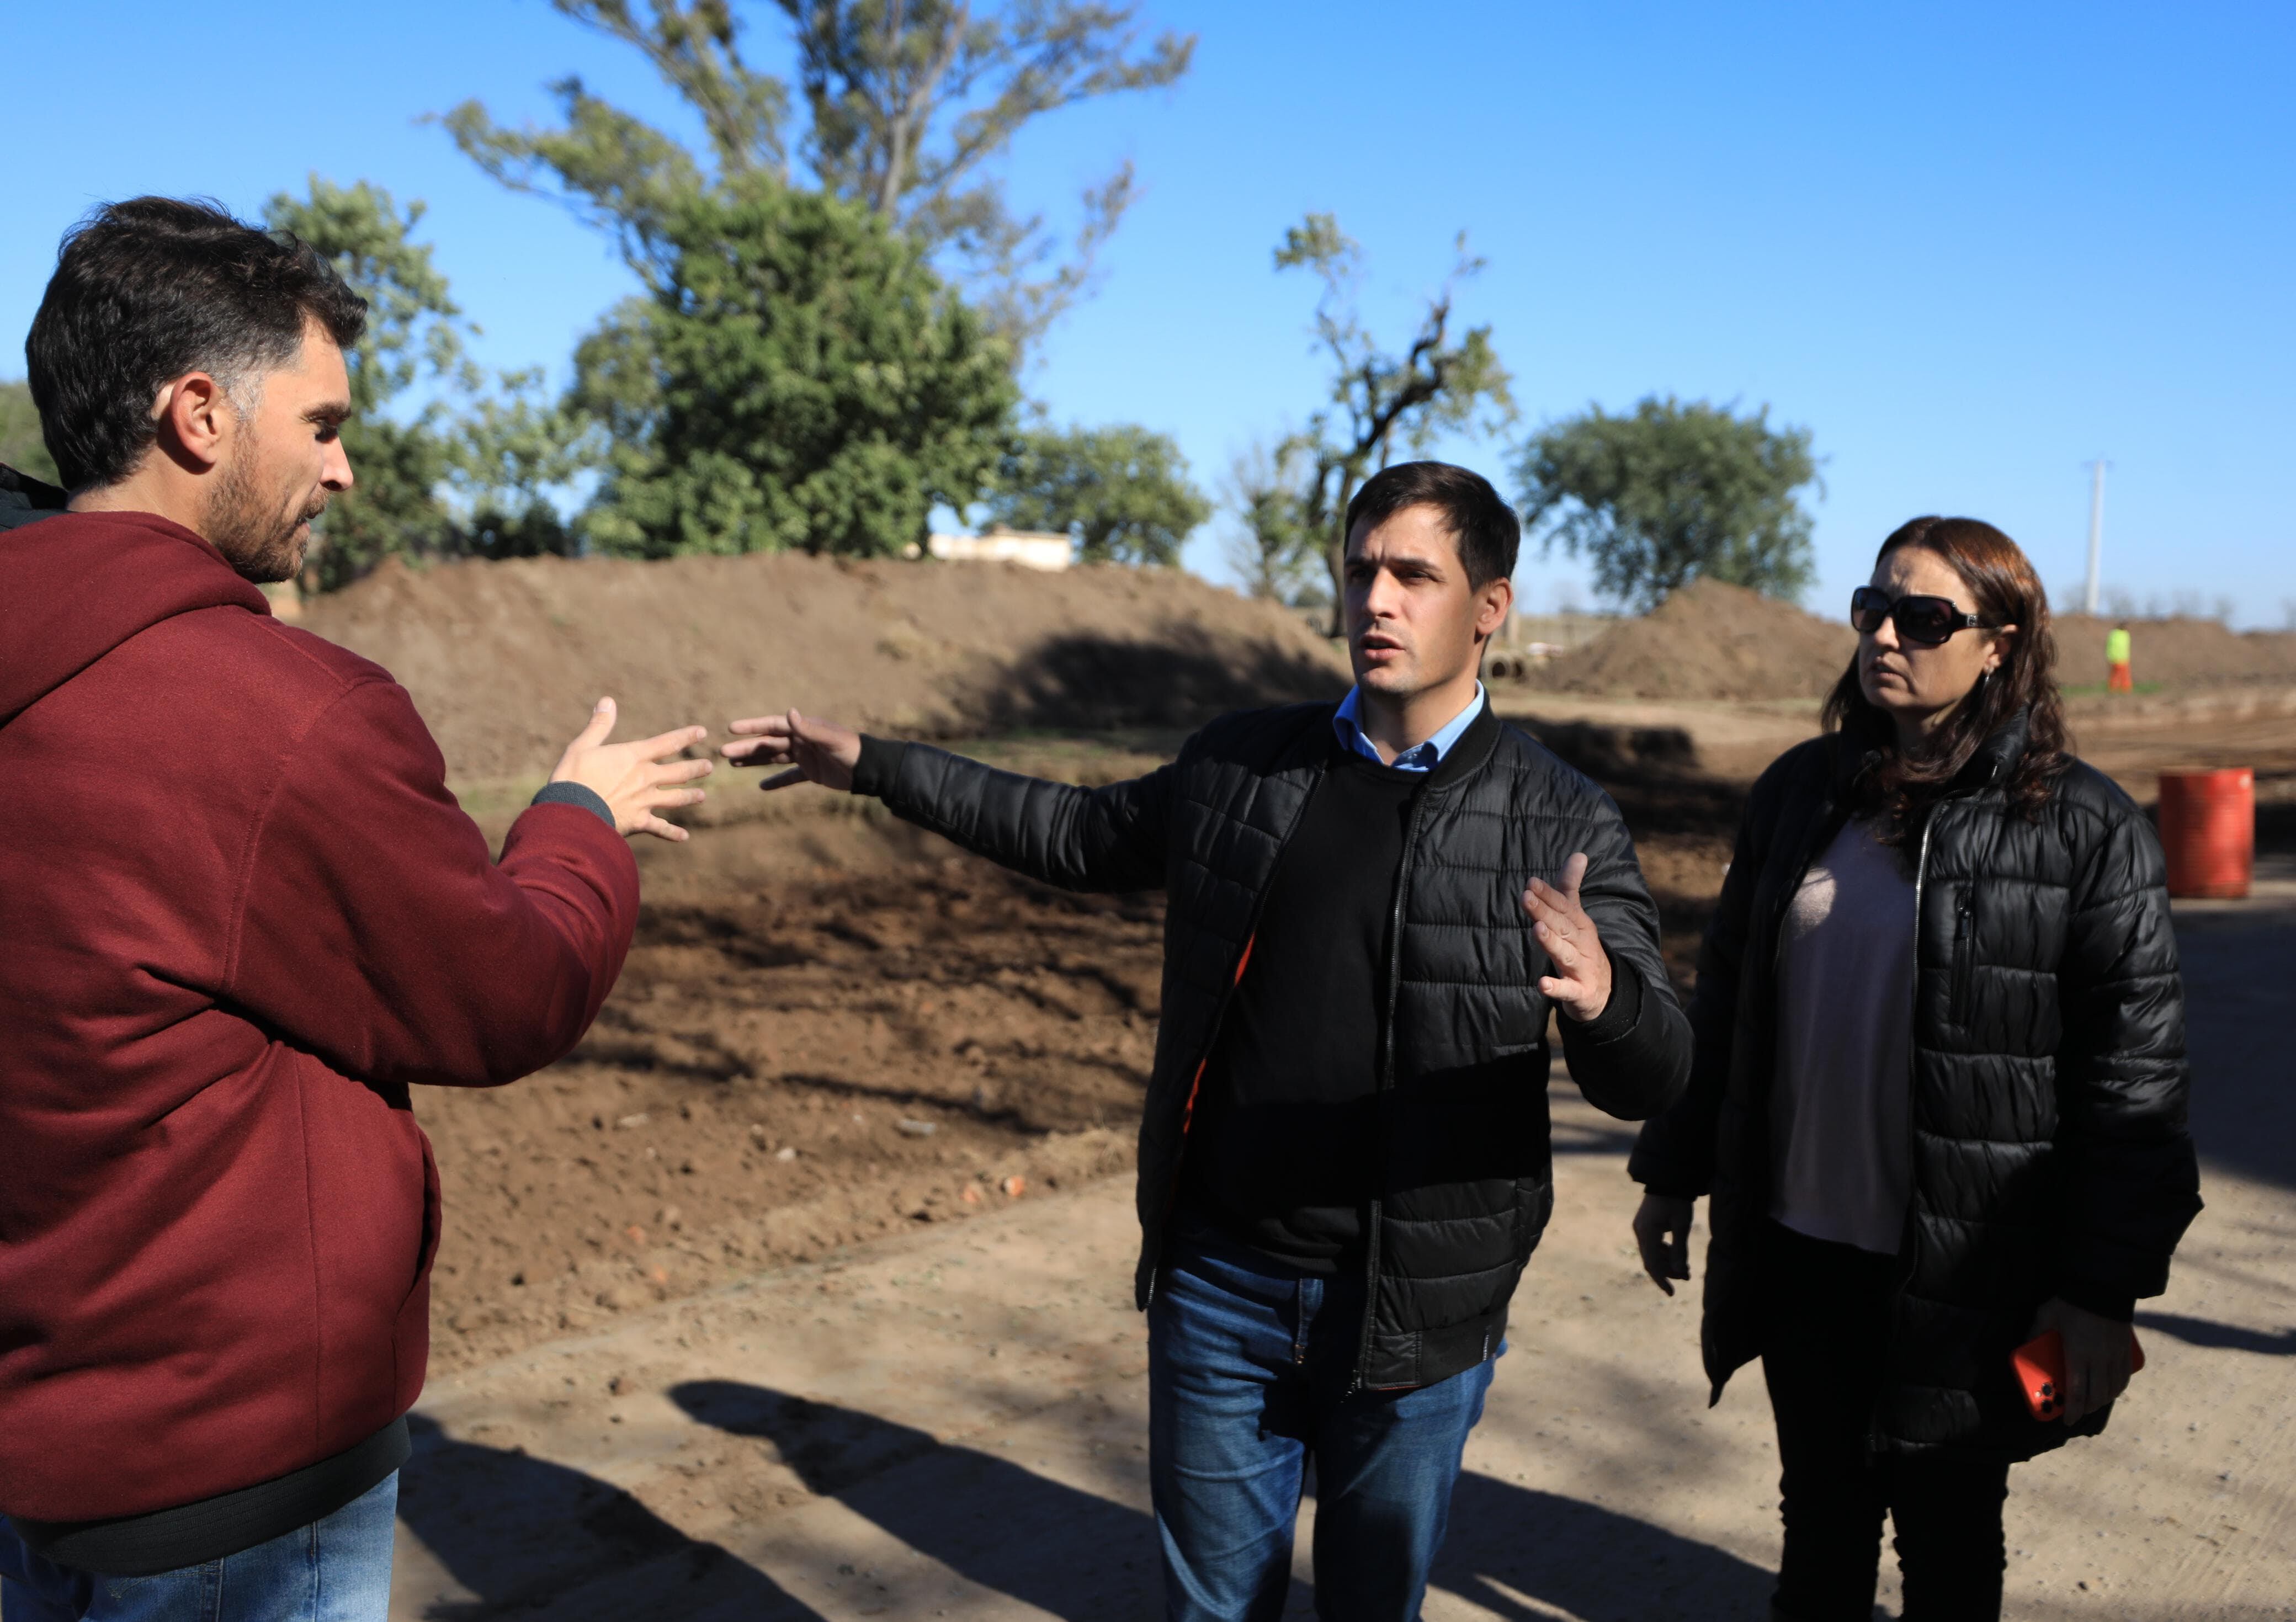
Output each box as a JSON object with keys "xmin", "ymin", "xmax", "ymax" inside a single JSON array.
[{"xmin": 1331, "ymin": 683, "xmax": 1486, "ymax": 773}]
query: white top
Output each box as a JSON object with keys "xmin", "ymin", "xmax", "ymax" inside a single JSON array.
[{"xmin": 1771, "ymin": 816, "xmax": 1917, "ymax": 1255}]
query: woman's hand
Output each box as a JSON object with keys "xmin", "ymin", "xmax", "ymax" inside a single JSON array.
[
  {"xmin": 549, "ymin": 698, "xmax": 713, "ymax": 842},
  {"xmin": 2028, "ymin": 1297, "xmax": 2134, "ymax": 1423},
  {"xmin": 1633, "ymin": 1193, "xmax": 1696, "ymax": 1295}
]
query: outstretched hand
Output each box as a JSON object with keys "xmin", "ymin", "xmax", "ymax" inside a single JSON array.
[
  {"xmin": 549, "ymin": 698, "xmax": 712, "ymax": 843},
  {"xmin": 722, "ymin": 709, "xmax": 863, "ymax": 792},
  {"xmin": 1524, "ymin": 852, "xmax": 1613, "ymax": 1022}
]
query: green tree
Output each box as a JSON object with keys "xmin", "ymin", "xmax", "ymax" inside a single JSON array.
[
  {"xmin": 444, "ymin": 368, "xmax": 596, "ymax": 560},
  {"xmin": 572, "ymin": 180, "xmax": 1017, "ymax": 558},
  {"xmin": 1220, "ymin": 437, "xmax": 1322, "ymax": 604},
  {"xmin": 440, "ymin": 1, "xmax": 1190, "ymax": 352},
  {"xmin": 0, "ymin": 379, "xmax": 61, "ymax": 485},
  {"xmin": 983, "ymin": 422, "xmax": 1207, "ymax": 565},
  {"xmin": 1513, "ymin": 396, "xmax": 1821, "ymax": 610},
  {"xmin": 1274, "ymin": 214, "xmax": 1514, "ymax": 628}
]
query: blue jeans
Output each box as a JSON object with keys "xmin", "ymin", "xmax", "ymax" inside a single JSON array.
[
  {"xmin": 1149, "ymin": 1229, "xmax": 1497, "ymax": 1622},
  {"xmin": 0, "ymin": 1475, "xmax": 397, "ymax": 1622}
]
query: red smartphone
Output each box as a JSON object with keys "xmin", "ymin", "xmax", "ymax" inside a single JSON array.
[{"xmin": 2012, "ymin": 1328, "xmax": 2145, "ymax": 1421}]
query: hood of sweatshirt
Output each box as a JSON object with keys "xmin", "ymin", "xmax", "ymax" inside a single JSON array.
[{"xmin": 0, "ymin": 509, "xmax": 270, "ymax": 728}]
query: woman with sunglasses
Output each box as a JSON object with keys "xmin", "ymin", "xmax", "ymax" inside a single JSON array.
[{"xmin": 1625, "ymin": 516, "xmax": 2200, "ymax": 1620}]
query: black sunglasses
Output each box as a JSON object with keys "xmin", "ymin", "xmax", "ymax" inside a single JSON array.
[{"xmin": 1849, "ymin": 587, "xmax": 2000, "ymax": 648}]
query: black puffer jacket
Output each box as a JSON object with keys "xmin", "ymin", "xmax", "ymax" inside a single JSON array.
[
  {"xmin": 0, "ymin": 464, "xmax": 68, "ymax": 533},
  {"xmin": 855, "ymin": 699, "xmax": 1693, "ymax": 1391},
  {"xmin": 1629, "ymin": 712, "xmax": 2201, "ymax": 1459}
]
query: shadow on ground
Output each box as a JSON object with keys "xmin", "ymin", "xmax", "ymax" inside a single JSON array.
[
  {"xmin": 397, "ymin": 1413, "xmax": 821, "ymax": 1621},
  {"xmin": 671, "ymin": 1382, "xmax": 1162, "ymax": 1620},
  {"xmin": 2174, "ymin": 908, "xmax": 2296, "ymax": 1195},
  {"xmin": 2134, "ymin": 1309, "xmax": 2296, "ymax": 1357},
  {"xmin": 396, "ymin": 1379, "xmax": 1798, "ymax": 1620},
  {"xmin": 663, "ymin": 1381, "xmax": 1783, "ymax": 1620},
  {"xmin": 1433, "ymin": 1471, "xmax": 1780, "ymax": 1619}
]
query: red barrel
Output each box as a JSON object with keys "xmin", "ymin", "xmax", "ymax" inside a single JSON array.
[{"xmin": 2157, "ymin": 769, "xmax": 2254, "ymax": 899}]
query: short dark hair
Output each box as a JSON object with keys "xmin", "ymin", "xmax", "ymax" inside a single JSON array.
[
  {"xmin": 1344, "ymin": 460, "xmax": 1519, "ymax": 587},
  {"xmin": 25, "ymin": 196, "xmax": 367, "ymax": 492}
]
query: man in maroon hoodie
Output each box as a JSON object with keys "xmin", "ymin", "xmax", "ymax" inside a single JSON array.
[{"xmin": 0, "ymin": 199, "xmax": 712, "ymax": 1619}]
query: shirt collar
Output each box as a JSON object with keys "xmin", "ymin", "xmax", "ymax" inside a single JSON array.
[{"xmin": 1332, "ymin": 682, "xmax": 1486, "ymax": 773}]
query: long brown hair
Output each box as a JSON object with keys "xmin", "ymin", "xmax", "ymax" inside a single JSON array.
[{"xmin": 1821, "ymin": 515, "xmax": 2070, "ymax": 844}]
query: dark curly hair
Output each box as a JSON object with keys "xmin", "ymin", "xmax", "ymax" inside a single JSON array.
[
  {"xmin": 1821, "ymin": 515, "xmax": 2071, "ymax": 845},
  {"xmin": 25, "ymin": 196, "xmax": 366, "ymax": 492}
]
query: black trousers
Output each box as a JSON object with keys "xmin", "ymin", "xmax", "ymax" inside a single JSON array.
[{"xmin": 1760, "ymin": 1221, "xmax": 2012, "ymax": 1622}]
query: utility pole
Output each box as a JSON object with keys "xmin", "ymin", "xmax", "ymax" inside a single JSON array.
[{"xmin": 2082, "ymin": 459, "xmax": 2107, "ymax": 615}]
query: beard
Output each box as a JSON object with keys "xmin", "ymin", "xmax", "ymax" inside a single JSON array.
[{"xmin": 205, "ymin": 449, "xmax": 326, "ymax": 586}]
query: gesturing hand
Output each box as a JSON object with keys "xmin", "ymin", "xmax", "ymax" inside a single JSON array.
[
  {"xmin": 549, "ymin": 697, "xmax": 713, "ymax": 843},
  {"xmin": 722, "ymin": 709, "xmax": 864, "ymax": 792},
  {"xmin": 1524, "ymin": 852, "xmax": 1613, "ymax": 1022}
]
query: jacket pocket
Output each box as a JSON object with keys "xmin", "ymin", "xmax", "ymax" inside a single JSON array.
[{"xmin": 1949, "ymin": 884, "xmax": 1976, "ymax": 1026}]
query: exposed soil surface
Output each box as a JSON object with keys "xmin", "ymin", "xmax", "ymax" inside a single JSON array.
[
  {"xmin": 2052, "ymin": 612, "xmax": 2296, "ymax": 688},
  {"xmin": 1510, "ymin": 578, "xmax": 2296, "ymax": 701},
  {"xmin": 423, "ymin": 799, "xmax": 1164, "ymax": 1376},
  {"xmin": 1520, "ymin": 579, "xmax": 1858, "ymax": 700},
  {"xmin": 297, "ymin": 554, "xmax": 1347, "ymax": 786}
]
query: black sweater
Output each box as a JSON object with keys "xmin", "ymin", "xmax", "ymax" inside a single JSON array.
[{"xmin": 1177, "ymin": 742, "xmax": 1416, "ymax": 1272}]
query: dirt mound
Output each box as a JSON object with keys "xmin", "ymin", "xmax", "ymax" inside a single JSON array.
[
  {"xmin": 1516, "ymin": 581, "xmax": 2296, "ymax": 703},
  {"xmin": 1526, "ymin": 578, "xmax": 1856, "ymax": 700},
  {"xmin": 2053, "ymin": 614, "xmax": 2296, "ymax": 689},
  {"xmin": 299, "ymin": 554, "xmax": 1348, "ymax": 784}
]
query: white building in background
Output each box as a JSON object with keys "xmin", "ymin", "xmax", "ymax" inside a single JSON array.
[{"xmin": 919, "ymin": 526, "xmax": 1073, "ymax": 571}]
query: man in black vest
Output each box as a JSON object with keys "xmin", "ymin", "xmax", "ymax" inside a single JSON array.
[{"xmin": 726, "ymin": 461, "xmax": 1692, "ymax": 1619}]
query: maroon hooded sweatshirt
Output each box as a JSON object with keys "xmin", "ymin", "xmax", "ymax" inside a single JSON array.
[{"xmin": 0, "ymin": 511, "xmax": 639, "ymax": 1530}]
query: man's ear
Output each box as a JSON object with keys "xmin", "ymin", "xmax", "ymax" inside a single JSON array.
[
  {"xmin": 1474, "ymin": 573, "xmax": 1514, "ymax": 641},
  {"xmin": 155, "ymin": 373, "xmax": 234, "ymax": 472}
]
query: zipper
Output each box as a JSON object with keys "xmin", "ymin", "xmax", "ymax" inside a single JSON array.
[
  {"xmin": 1908, "ymin": 802, "xmax": 1940, "ymax": 1204},
  {"xmin": 1949, "ymin": 884, "xmax": 1976, "ymax": 1025},
  {"xmin": 1350, "ymin": 779, "xmax": 1437, "ymax": 1392},
  {"xmin": 1140, "ymin": 761, "xmax": 1326, "ymax": 1309},
  {"xmin": 1865, "ymin": 797, "xmax": 1959, "ymax": 1453}
]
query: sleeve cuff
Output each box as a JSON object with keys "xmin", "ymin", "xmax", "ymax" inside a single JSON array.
[
  {"xmin": 529, "ymin": 780, "xmax": 615, "ymax": 829},
  {"xmin": 851, "ymin": 735, "xmax": 908, "ymax": 798},
  {"xmin": 2055, "ymin": 1278, "xmax": 2137, "ymax": 1323},
  {"xmin": 1560, "ymin": 950, "xmax": 1643, "ymax": 1044}
]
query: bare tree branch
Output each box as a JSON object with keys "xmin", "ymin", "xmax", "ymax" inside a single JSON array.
[{"xmin": 1274, "ymin": 216, "xmax": 1514, "ymax": 631}]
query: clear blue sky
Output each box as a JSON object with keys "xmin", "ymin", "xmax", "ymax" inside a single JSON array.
[{"xmin": 7, "ymin": 1, "xmax": 2292, "ymax": 625}]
